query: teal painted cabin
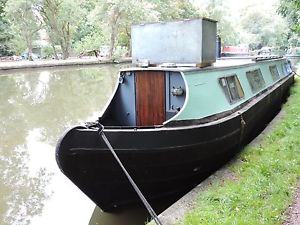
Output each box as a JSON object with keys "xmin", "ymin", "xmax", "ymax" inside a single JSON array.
[
  {"xmin": 99, "ymin": 57, "xmax": 292, "ymax": 128},
  {"xmin": 173, "ymin": 57, "xmax": 292, "ymax": 122}
]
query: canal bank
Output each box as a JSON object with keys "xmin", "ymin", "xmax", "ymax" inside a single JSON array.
[
  {"xmin": 148, "ymin": 79, "xmax": 300, "ymax": 225},
  {"xmin": 0, "ymin": 57, "xmax": 131, "ymax": 70}
]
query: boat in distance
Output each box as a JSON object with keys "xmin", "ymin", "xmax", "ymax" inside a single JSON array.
[{"xmin": 56, "ymin": 19, "xmax": 295, "ymax": 211}]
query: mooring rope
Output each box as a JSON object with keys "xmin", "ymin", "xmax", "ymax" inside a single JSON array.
[
  {"xmin": 293, "ymin": 70, "xmax": 300, "ymax": 77},
  {"xmin": 97, "ymin": 124, "xmax": 163, "ymax": 225}
]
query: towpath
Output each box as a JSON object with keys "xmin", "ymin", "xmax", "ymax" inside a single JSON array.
[
  {"xmin": 283, "ymin": 185, "xmax": 300, "ymax": 225},
  {"xmin": 0, "ymin": 57, "xmax": 131, "ymax": 71}
]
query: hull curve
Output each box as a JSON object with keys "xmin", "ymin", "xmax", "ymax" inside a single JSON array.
[{"xmin": 56, "ymin": 74, "xmax": 294, "ymax": 211}]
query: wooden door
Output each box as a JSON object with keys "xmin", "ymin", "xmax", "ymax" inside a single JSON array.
[{"xmin": 135, "ymin": 71, "xmax": 165, "ymax": 126}]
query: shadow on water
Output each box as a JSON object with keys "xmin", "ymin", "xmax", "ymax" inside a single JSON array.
[
  {"xmin": 89, "ymin": 206, "xmax": 150, "ymax": 225},
  {"xmin": 88, "ymin": 196, "xmax": 181, "ymax": 225}
]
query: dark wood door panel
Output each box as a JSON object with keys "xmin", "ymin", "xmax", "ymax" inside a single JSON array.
[{"xmin": 136, "ymin": 71, "xmax": 165, "ymax": 126}]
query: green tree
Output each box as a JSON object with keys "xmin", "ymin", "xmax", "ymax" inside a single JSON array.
[
  {"xmin": 4, "ymin": 0, "xmax": 41, "ymax": 58},
  {"xmin": 72, "ymin": 0, "xmax": 96, "ymax": 43},
  {"xmin": 278, "ymin": 0, "xmax": 300, "ymax": 46},
  {"xmin": 73, "ymin": 31, "xmax": 106, "ymax": 56},
  {"xmin": 36, "ymin": 0, "xmax": 84, "ymax": 59},
  {"xmin": 278, "ymin": 0, "xmax": 300, "ymax": 33},
  {"xmin": 72, "ymin": 0, "xmax": 107, "ymax": 55},
  {"xmin": 149, "ymin": 0, "xmax": 200, "ymax": 21},
  {"xmin": 0, "ymin": 0, "xmax": 13, "ymax": 56},
  {"xmin": 88, "ymin": 0, "xmax": 157, "ymax": 58},
  {"xmin": 74, "ymin": 0, "xmax": 201, "ymax": 58},
  {"xmin": 117, "ymin": 0, "xmax": 158, "ymax": 56},
  {"xmin": 202, "ymin": 0, "xmax": 240, "ymax": 46},
  {"xmin": 241, "ymin": 3, "xmax": 288, "ymax": 49}
]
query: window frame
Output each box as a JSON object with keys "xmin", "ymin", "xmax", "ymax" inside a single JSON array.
[
  {"xmin": 284, "ymin": 62, "xmax": 292, "ymax": 75},
  {"xmin": 246, "ymin": 69, "xmax": 266, "ymax": 93},
  {"xmin": 280, "ymin": 63, "xmax": 287, "ymax": 76},
  {"xmin": 269, "ymin": 65, "xmax": 280, "ymax": 81},
  {"xmin": 219, "ymin": 74, "xmax": 245, "ymax": 104}
]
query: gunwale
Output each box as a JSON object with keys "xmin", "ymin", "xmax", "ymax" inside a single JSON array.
[{"xmin": 120, "ymin": 57, "xmax": 284, "ymax": 73}]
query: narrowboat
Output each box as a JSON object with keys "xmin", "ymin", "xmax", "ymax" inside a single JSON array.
[
  {"xmin": 56, "ymin": 19, "xmax": 295, "ymax": 212},
  {"xmin": 221, "ymin": 45, "xmax": 249, "ymax": 57}
]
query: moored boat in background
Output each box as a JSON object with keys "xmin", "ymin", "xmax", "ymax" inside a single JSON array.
[
  {"xmin": 221, "ymin": 45, "xmax": 249, "ymax": 57},
  {"xmin": 56, "ymin": 18, "xmax": 295, "ymax": 212}
]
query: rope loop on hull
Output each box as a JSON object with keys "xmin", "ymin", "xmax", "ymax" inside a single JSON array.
[{"xmin": 238, "ymin": 112, "xmax": 247, "ymax": 146}]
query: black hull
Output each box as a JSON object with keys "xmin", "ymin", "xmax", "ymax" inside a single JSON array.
[{"xmin": 56, "ymin": 75, "xmax": 294, "ymax": 211}]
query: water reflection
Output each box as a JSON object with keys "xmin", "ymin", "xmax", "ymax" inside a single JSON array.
[
  {"xmin": 89, "ymin": 206, "xmax": 150, "ymax": 225},
  {"xmin": 88, "ymin": 194, "xmax": 181, "ymax": 225},
  {"xmin": 0, "ymin": 64, "xmax": 121, "ymax": 225}
]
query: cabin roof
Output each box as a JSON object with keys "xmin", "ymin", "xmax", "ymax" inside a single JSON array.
[{"xmin": 120, "ymin": 56, "xmax": 285, "ymax": 73}]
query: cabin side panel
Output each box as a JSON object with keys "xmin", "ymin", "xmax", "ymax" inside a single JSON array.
[
  {"xmin": 110, "ymin": 72, "xmax": 137, "ymax": 126},
  {"xmin": 166, "ymin": 72, "xmax": 186, "ymax": 120},
  {"xmin": 173, "ymin": 59, "xmax": 292, "ymax": 121},
  {"xmin": 136, "ymin": 71, "xmax": 166, "ymax": 126}
]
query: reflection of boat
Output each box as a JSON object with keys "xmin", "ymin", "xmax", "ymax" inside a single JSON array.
[{"xmin": 56, "ymin": 19, "xmax": 295, "ymax": 212}]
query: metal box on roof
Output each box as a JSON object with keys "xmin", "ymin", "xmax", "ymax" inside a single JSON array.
[{"xmin": 131, "ymin": 18, "xmax": 217, "ymax": 66}]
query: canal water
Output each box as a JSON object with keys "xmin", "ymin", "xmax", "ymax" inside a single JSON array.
[{"xmin": 0, "ymin": 64, "xmax": 158, "ymax": 225}]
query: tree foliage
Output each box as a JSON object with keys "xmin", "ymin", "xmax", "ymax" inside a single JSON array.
[
  {"xmin": 36, "ymin": 0, "xmax": 84, "ymax": 59},
  {"xmin": 0, "ymin": 1, "xmax": 7, "ymax": 35},
  {"xmin": 278, "ymin": 0, "xmax": 300, "ymax": 33},
  {"xmin": 241, "ymin": 5, "xmax": 288, "ymax": 49},
  {"xmin": 0, "ymin": 0, "xmax": 13, "ymax": 55},
  {"xmin": 88, "ymin": 0, "xmax": 158, "ymax": 57},
  {"xmin": 74, "ymin": 0, "xmax": 201, "ymax": 58},
  {"xmin": 278, "ymin": 0, "xmax": 300, "ymax": 46},
  {"xmin": 202, "ymin": 0, "xmax": 240, "ymax": 46},
  {"xmin": 5, "ymin": 0, "xmax": 42, "ymax": 58},
  {"xmin": 0, "ymin": 0, "xmax": 295, "ymax": 58},
  {"xmin": 149, "ymin": 0, "xmax": 199, "ymax": 21}
]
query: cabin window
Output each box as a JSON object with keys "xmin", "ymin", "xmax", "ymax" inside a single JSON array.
[
  {"xmin": 269, "ymin": 65, "xmax": 280, "ymax": 81},
  {"xmin": 246, "ymin": 69, "xmax": 266, "ymax": 93},
  {"xmin": 280, "ymin": 63, "xmax": 290, "ymax": 76},
  {"xmin": 219, "ymin": 75, "xmax": 244, "ymax": 103},
  {"xmin": 285, "ymin": 63, "xmax": 292, "ymax": 74},
  {"xmin": 280, "ymin": 64, "xmax": 285, "ymax": 76}
]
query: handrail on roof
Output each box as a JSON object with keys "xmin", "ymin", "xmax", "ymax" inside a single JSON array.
[{"xmin": 252, "ymin": 55, "xmax": 283, "ymax": 62}]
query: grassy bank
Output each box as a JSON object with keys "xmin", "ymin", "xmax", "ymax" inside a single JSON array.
[{"xmin": 177, "ymin": 78, "xmax": 300, "ymax": 224}]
